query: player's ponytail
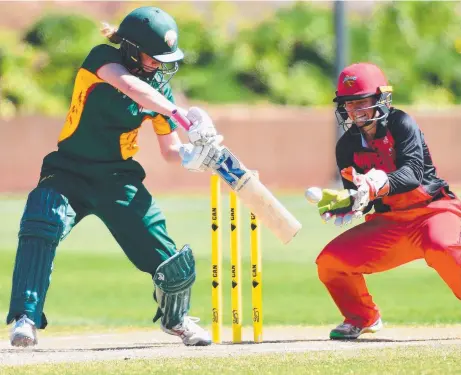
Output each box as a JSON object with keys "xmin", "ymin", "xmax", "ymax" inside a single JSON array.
[{"xmin": 100, "ymin": 22, "xmax": 122, "ymax": 44}]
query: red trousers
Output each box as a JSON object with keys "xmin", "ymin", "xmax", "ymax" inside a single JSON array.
[{"xmin": 316, "ymin": 198, "xmax": 461, "ymax": 327}]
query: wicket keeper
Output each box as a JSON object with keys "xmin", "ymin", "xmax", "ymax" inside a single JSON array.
[{"xmin": 314, "ymin": 62, "xmax": 461, "ymax": 340}]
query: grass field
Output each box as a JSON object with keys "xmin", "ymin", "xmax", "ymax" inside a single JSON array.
[
  {"xmin": 0, "ymin": 192, "xmax": 459, "ymax": 329},
  {"xmin": 1, "ymin": 192, "xmax": 460, "ymax": 373},
  {"xmin": 3, "ymin": 345, "xmax": 461, "ymax": 375}
]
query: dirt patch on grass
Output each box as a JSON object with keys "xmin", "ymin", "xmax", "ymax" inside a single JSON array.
[{"xmin": 1, "ymin": 325, "xmax": 461, "ymax": 366}]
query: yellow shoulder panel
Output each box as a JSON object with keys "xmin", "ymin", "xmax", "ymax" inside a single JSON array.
[
  {"xmin": 119, "ymin": 127, "xmax": 140, "ymax": 160},
  {"xmin": 150, "ymin": 114, "xmax": 173, "ymax": 135},
  {"xmin": 58, "ymin": 68, "xmax": 104, "ymax": 142}
]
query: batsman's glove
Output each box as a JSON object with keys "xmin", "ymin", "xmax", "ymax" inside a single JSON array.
[
  {"xmin": 186, "ymin": 107, "xmax": 222, "ymax": 147},
  {"xmin": 179, "ymin": 136, "xmax": 224, "ymax": 173}
]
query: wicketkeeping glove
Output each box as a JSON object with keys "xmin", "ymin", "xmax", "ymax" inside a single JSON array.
[
  {"xmin": 341, "ymin": 167, "xmax": 390, "ymax": 211},
  {"xmin": 316, "ymin": 188, "xmax": 362, "ymax": 227}
]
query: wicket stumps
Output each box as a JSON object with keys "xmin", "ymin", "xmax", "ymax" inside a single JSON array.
[
  {"xmin": 250, "ymin": 181, "xmax": 263, "ymax": 343},
  {"xmin": 211, "ymin": 174, "xmax": 222, "ymax": 343},
  {"xmin": 211, "ymin": 172, "xmax": 263, "ymax": 344}
]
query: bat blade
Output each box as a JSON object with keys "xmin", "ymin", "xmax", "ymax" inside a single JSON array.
[
  {"xmin": 171, "ymin": 109, "xmax": 302, "ymax": 244},
  {"xmin": 215, "ymin": 148, "xmax": 302, "ymax": 245}
]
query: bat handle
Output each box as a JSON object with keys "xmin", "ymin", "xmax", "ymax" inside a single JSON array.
[{"xmin": 171, "ymin": 109, "xmax": 192, "ymax": 131}]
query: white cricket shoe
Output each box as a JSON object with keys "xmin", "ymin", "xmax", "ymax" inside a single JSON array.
[
  {"xmin": 10, "ymin": 315, "xmax": 38, "ymax": 347},
  {"xmin": 330, "ymin": 318, "xmax": 383, "ymax": 340},
  {"xmin": 161, "ymin": 316, "xmax": 212, "ymax": 346}
]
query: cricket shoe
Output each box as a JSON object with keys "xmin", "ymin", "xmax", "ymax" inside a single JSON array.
[
  {"xmin": 161, "ymin": 316, "xmax": 212, "ymax": 346},
  {"xmin": 329, "ymin": 318, "xmax": 383, "ymax": 340},
  {"xmin": 10, "ymin": 315, "xmax": 38, "ymax": 347}
]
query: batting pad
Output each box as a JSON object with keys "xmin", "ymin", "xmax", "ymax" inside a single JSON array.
[
  {"xmin": 153, "ymin": 245, "xmax": 196, "ymax": 328},
  {"xmin": 7, "ymin": 188, "xmax": 69, "ymax": 329}
]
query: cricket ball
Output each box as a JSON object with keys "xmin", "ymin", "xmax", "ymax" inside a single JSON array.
[{"xmin": 304, "ymin": 187, "xmax": 323, "ymax": 204}]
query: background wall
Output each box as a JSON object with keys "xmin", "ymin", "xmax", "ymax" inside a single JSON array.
[
  {"xmin": 2, "ymin": 105, "xmax": 460, "ymax": 194},
  {"xmin": 2, "ymin": 1, "xmax": 460, "ymax": 193}
]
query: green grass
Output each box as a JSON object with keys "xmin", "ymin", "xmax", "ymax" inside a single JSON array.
[
  {"xmin": 2, "ymin": 345, "xmax": 461, "ymax": 374},
  {"xmin": 0, "ymin": 193, "xmax": 460, "ymax": 332}
]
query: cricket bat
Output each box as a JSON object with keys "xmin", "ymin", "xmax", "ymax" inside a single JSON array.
[{"xmin": 172, "ymin": 110, "xmax": 302, "ymax": 245}]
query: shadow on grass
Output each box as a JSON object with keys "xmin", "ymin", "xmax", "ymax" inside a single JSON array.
[
  {"xmin": 222, "ymin": 337, "xmax": 461, "ymax": 344},
  {"xmin": 0, "ymin": 343, "xmax": 179, "ymax": 353},
  {"xmin": 354, "ymin": 337, "xmax": 461, "ymax": 343},
  {"xmin": 2, "ymin": 337, "xmax": 460, "ymax": 354}
]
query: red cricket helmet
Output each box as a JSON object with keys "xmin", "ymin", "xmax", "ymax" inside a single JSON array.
[{"xmin": 333, "ymin": 62, "xmax": 393, "ymax": 130}]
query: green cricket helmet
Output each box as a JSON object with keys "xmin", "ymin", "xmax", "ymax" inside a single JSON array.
[{"xmin": 116, "ymin": 6, "xmax": 184, "ymax": 82}]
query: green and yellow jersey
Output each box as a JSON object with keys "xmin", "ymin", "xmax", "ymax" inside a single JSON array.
[{"xmin": 42, "ymin": 44, "xmax": 177, "ymax": 180}]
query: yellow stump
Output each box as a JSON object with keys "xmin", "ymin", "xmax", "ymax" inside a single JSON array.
[
  {"xmin": 211, "ymin": 174, "xmax": 222, "ymax": 344},
  {"xmin": 250, "ymin": 171, "xmax": 263, "ymax": 343},
  {"xmin": 230, "ymin": 190, "xmax": 242, "ymax": 343},
  {"xmin": 250, "ymin": 210, "xmax": 263, "ymax": 342}
]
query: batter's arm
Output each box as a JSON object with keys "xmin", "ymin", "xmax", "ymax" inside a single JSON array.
[
  {"xmin": 97, "ymin": 63, "xmax": 185, "ymax": 118},
  {"xmin": 156, "ymin": 131, "xmax": 183, "ymax": 163}
]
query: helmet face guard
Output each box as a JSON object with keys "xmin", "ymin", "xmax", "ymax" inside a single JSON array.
[
  {"xmin": 116, "ymin": 7, "xmax": 183, "ymax": 89},
  {"xmin": 333, "ymin": 63, "xmax": 393, "ymax": 133},
  {"xmin": 335, "ymin": 89, "xmax": 392, "ymax": 132},
  {"xmin": 120, "ymin": 38, "xmax": 178, "ymax": 88}
]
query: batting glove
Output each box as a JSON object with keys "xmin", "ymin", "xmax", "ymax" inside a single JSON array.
[
  {"xmin": 186, "ymin": 107, "xmax": 222, "ymax": 146},
  {"xmin": 179, "ymin": 136, "xmax": 224, "ymax": 173}
]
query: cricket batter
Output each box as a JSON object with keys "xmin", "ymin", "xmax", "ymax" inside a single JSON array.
[
  {"xmin": 7, "ymin": 6, "xmax": 223, "ymax": 347},
  {"xmin": 314, "ymin": 62, "xmax": 461, "ymax": 340}
]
